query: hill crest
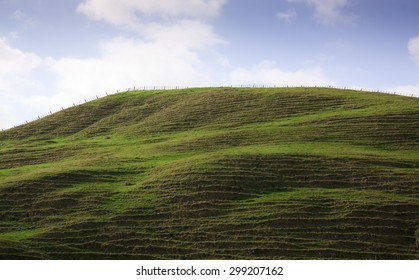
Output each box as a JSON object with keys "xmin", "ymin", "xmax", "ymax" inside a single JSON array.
[{"xmin": 0, "ymin": 87, "xmax": 418, "ymax": 259}]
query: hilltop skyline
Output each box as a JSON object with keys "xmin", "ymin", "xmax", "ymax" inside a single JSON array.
[{"xmin": 1, "ymin": 0, "xmax": 419, "ymax": 129}]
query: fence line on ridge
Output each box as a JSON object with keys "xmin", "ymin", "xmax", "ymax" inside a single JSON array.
[{"xmin": 1, "ymin": 85, "xmax": 416, "ymax": 131}]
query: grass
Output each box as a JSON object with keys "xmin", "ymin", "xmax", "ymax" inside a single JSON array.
[{"xmin": 0, "ymin": 87, "xmax": 418, "ymax": 259}]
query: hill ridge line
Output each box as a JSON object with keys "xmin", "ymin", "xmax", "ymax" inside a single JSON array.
[{"xmin": 1, "ymin": 85, "xmax": 415, "ymax": 132}]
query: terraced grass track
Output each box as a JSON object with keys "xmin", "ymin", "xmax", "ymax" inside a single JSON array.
[{"xmin": 0, "ymin": 87, "xmax": 418, "ymax": 259}]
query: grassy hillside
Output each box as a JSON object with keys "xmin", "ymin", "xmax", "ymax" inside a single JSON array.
[{"xmin": 0, "ymin": 87, "xmax": 418, "ymax": 259}]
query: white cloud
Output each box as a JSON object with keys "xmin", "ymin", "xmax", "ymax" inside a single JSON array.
[
  {"xmin": 0, "ymin": 38, "xmax": 43, "ymax": 97},
  {"xmin": 34, "ymin": 21, "xmax": 223, "ymax": 112},
  {"xmin": 0, "ymin": 38, "xmax": 46, "ymax": 129},
  {"xmin": 287, "ymin": 0, "xmax": 353, "ymax": 25},
  {"xmin": 77, "ymin": 0, "xmax": 226, "ymax": 26},
  {"xmin": 229, "ymin": 61, "xmax": 334, "ymax": 86},
  {"xmin": 0, "ymin": 38, "xmax": 41, "ymax": 77},
  {"xmin": 408, "ymin": 35, "xmax": 419, "ymax": 65},
  {"xmin": 71, "ymin": 0, "xmax": 227, "ymax": 104},
  {"xmin": 277, "ymin": 8, "xmax": 298, "ymax": 24}
]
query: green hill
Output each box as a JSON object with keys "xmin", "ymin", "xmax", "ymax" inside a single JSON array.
[{"xmin": 0, "ymin": 87, "xmax": 418, "ymax": 259}]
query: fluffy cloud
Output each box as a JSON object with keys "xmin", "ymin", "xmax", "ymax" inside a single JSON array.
[
  {"xmin": 0, "ymin": 38, "xmax": 45, "ymax": 129},
  {"xmin": 287, "ymin": 0, "xmax": 353, "ymax": 25},
  {"xmin": 0, "ymin": 38, "xmax": 44, "ymax": 97},
  {"xmin": 60, "ymin": 1, "xmax": 227, "ymax": 107},
  {"xmin": 0, "ymin": 38, "xmax": 41, "ymax": 77},
  {"xmin": 408, "ymin": 35, "xmax": 419, "ymax": 65},
  {"xmin": 229, "ymin": 61, "xmax": 334, "ymax": 86},
  {"xmin": 35, "ymin": 21, "xmax": 223, "ymax": 111},
  {"xmin": 77, "ymin": 0, "xmax": 226, "ymax": 26},
  {"xmin": 70, "ymin": 0, "xmax": 227, "ymax": 105}
]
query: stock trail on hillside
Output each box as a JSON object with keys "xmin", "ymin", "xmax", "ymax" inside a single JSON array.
[{"xmin": 0, "ymin": 87, "xmax": 418, "ymax": 259}]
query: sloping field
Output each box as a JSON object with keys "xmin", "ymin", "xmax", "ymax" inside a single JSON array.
[{"xmin": 0, "ymin": 87, "xmax": 418, "ymax": 259}]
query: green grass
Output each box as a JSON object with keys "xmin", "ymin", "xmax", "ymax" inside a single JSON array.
[{"xmin": 0, "ymin": 87, "xmax": 418, "ymax": 259}]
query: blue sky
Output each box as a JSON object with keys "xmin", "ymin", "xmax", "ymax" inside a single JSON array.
[{"xmin": 1, "ymin": 0, "xmax": 419, "ymax": 129}]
